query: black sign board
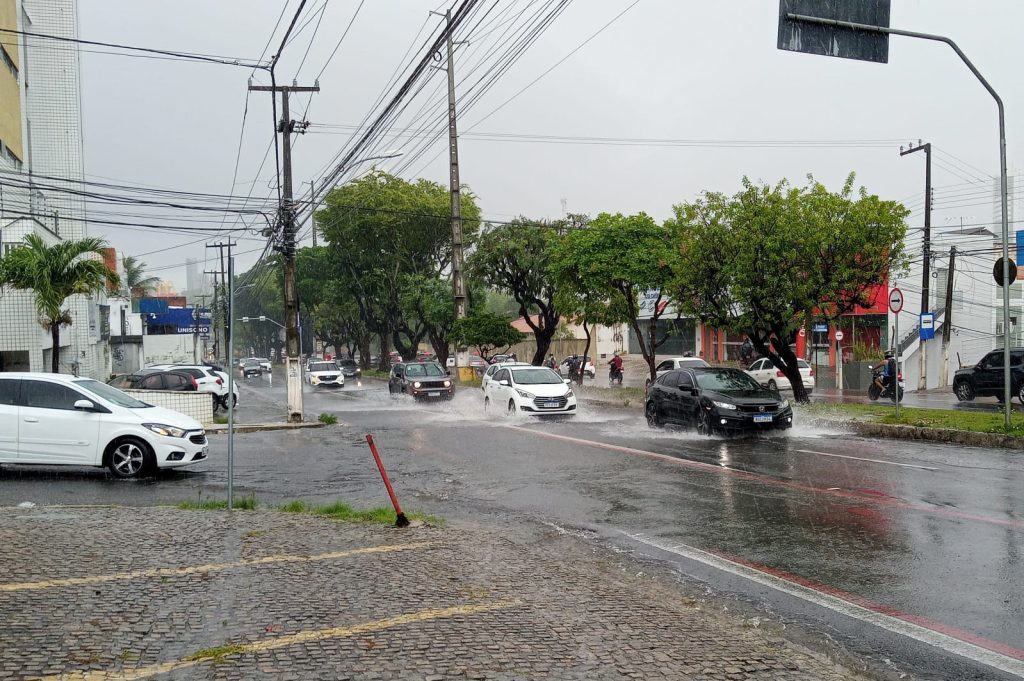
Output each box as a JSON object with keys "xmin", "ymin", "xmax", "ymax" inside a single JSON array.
[{"xmin": 778, "ymin": 0, "xmax": 891, "ymax": 64}]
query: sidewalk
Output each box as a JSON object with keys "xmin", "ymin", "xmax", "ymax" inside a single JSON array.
[{"xmin": 0, "ymin": 507, "xmax": 865, "ymax": 680}]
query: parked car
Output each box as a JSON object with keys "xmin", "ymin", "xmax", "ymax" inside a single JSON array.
[
  {"xmin": 336, "ymin": 358, "xmax": 361, "ymax": 380},
  {"xmin": 254, "ymin": 357, "xmax": 272, "ymax": 372},
  {"xmin": 0, "ymin": 373, "xmax": 208, "ymax": 478},
  {"xmin": 483, "ymin": 365, "xmax": 576, "ymax": 416},
  {"xmin": 306, "ymin": 361, "xmax": 345, "ymax": 388},
  {"xmin": 953, "ymin": 348, "xmax": 1024, "ymax": 403},
  {"xmin": 446, "ymin": 355, "xmax": 486, "ymax": 370},
  {"xmin": 147, "ymin": 364, "xmax": 238, "ymax": 409},
  {"xmin": 558, "ymin": 355, "xmax": 596, "ymax": 379},
  {"xmin": 241, "ymin": 359, "xmax": 263, "ymax": 378},
  {"xmin": 490, "ymin": 354, "xmax": 512, "ymax": 365},
  {"xmin": 645, "ymin": 367, "xmax": 792, "ymax": 435},
  {"xmin": 745, "ymin": 357, "xmax": 815, "ymax": 395},
  {"xmin": 647, "ymin": 357, "xmax": 711, "ymax": 388},
  {"xmin": 481, "ymin": 361, "xmax": 531, "ymax": 390},
  {"xmin": 388, "ymin": 362, "xmax": 454, "ymax": 400},
  {"xmin": 108, "ymin": 369, "xmax": 198, "ymax": 392}
]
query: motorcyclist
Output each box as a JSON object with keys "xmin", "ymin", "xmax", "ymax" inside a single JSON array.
[
  {"xmin": 546, "ymin": 354, "xmax": 557, "ymax": 371},
  {"xmin": 873, "ymin": 351, "xmax": 895, "ymax": 393},
  {"xmin": 608, "ymin": 353, "xmax": 624, "ymax": 380}
]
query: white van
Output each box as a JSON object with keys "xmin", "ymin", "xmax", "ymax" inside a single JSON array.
[{"xmin": 0, "ymin": 373, "xmax": 208, "ymax": 479}]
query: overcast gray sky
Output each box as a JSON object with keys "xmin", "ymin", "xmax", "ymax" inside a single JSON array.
[{"xmin": 77, "ymin": 0, "xmax": 1024, "ymax": 289}]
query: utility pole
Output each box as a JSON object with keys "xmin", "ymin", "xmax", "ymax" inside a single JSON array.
[
  {"xmin": 310, "ymin": 180, "xmax": 317, "ymax": 248},
  {"xmin": 206, "ymin": 241, "xmax": 234, "ymax": 364},
  {"xmin": 438, "ymin": 8, "xmax": 469, "ymax": 379},
  {"xmin": 941, "ymin": 246, "xmax": 956, "ymax": 386},
  {"xmin": 901, "ymin": 141, "xmax": 931, "ymax": 391},
  {"xmin": 249, "ymin": 82, "xmax": 319, "ymax": 422}
]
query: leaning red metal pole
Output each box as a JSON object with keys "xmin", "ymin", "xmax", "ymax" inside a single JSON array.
[{"xmin": 365, "ymin": 434, "xmax": 410, "ymax": 527}]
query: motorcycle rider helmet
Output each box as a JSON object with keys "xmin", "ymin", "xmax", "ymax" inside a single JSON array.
[{"xmin": 884, "ymin": 350, "xmax": 894, "ymax": 359}]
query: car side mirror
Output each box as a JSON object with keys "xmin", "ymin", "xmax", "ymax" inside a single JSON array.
[
  {"xmin": 446, "ymin": 369, "xmax": 451, "ymax": 376},
  {"xmin": 564, "ymin": 379, "xmax": 571, "ymax": 385},
  {"xmin": 690, "ymin": 388, "xmax": 699, "ymax": 397},
  {"xmin": 74, "ymin": 399, "xmax": 96, "ymax": 411},
  {"xmin": 499, "ymin": 380, "xmax": 510, "ymax": 386}
]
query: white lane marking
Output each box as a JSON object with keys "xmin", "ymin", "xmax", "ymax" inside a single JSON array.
[
  {"xmin": 794, "ymin": 449, "xmax": 938, "ymax": 471},
  {"xmin": 623, "ymin": 532, "xmax": 1024, "ymax": 678}
]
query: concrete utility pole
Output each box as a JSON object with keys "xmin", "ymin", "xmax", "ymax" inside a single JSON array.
[
  {"xmin": 900, "ymin": 141, "xmax": 931, "ymax": 391},
  {"xmin": 249, "ymin": 82, "xmax": 319, "ymax": 422},
  {"xmin": 941, "ymin": 246, "xmax": 956, "ymax": 386},
  {"xmin": 206, "ymin": 241, "xmax": 234, "ymax": 364}
]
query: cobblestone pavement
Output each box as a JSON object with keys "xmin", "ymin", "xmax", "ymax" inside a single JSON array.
[{"xmin": 0, "ymin": 507, "xmax": 867, "ymax": 681}]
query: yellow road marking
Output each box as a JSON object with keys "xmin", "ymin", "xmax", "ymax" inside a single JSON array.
[
  {"xmin": 36, "ymin": 600, "xmax": 519, "ymax": 681},
  {"xmin": 0, "ymin": 542, "xmax": 432, "ymax": 593}
]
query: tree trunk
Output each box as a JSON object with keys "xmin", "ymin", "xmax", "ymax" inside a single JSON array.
[
  {"xmin": 50, "ymin": 325, "xmax": 60, "ymax": 373},
  {"xmin": 359, "ymin": 334, "xmax": 372, "ymax": 369},
  {"xmin": 771, "ymin": 335, "xmax": 810, "ymax": 403},
  {"xmin": 577, "ymin": 321, "xmax": 591, "ymax": 387},
  {"xmin": 378, "ymin": 332, "xmax": 391, "ymax": 371}
]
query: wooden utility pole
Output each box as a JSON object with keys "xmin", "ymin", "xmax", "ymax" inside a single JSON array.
[
  {"xmin": 941, "ymin": 246, "xmax": 956, "ymax": 386},
  {"xmin": 249, "ymin": 82, "xmax": 318, "ymax": 422}
]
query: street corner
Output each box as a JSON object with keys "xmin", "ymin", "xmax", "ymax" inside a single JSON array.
[{"xmin": 1, "ymin": 507, "xmax": 858, "ymax": 680}]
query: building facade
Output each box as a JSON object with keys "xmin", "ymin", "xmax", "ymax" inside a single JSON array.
[{"xmin": 0, "ymin": 0, "xmax": 111, "ymax": 377}]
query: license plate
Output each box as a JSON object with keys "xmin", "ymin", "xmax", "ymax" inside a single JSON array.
[
  {"xmin": 544, "ymin": 400, "xmax": 561, "ymax": 408},
  {"xmin": 428, "ymin": 391, "xmax": 440, "ymax": 397},
  {"xmin": 753, "ymin": 414, "xmax": 773, "ymax": 423}
]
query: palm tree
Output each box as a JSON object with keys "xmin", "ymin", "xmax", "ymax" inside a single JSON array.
[
  {"xmin": 0, "ymin": 234, "xmax": 120, "ymax": 373},
  {"xmin": 122, "ymin": 255, "xmax": 160, "ymax": 299}
]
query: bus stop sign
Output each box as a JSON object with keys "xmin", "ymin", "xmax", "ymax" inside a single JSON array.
[{"xmin": 778, "ymin": 0, "xmax": 891, "ymax": 64}]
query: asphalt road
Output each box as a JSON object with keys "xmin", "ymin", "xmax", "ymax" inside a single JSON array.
[{"xmin": 2, "ymin": 374, "xmax": 1022, "ymax": 679}]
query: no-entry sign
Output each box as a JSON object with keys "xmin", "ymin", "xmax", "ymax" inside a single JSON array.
[
  {"xmin": 888, "ymin": 287, "xmax": 904, "ymax": 314},
  {"xmin": 835, "ymin": 330, "xmax": 844, "ymax": 342}
]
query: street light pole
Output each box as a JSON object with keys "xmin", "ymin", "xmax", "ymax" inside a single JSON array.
[{"xmin": 785, "ymin": 13, "xmax": 1014, "ymax": 426}]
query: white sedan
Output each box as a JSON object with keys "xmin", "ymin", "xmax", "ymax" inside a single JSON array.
[
  {"xmin": 480, "ymin": 361, "xmax": 531, "ymax": 391},
  {"xmin": 745, "ymin": 357, "xmax": 815, "ymax": 394},
  {"xmin": 646, "ymin": 357, "xmax": 711, "ymax": 391},
  {"xmin": 483, "ymin": 365, "xmax": 577, "ymax": 416}
]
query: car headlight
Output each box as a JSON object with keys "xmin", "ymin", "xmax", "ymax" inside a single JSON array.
[
  {"xmin": 566, "ymin": 389, "xmax": 574, "ymax": 398},
  {"xmin": 712, "ymin": 400, "xmax": 737, "ymax": 411},
  {"xmin": 516, "ymin": 389, "xmax": 535, "ymax": 399},
  {"xmin": 779, "ymin": 399, "xmax": 790, "ymax": 410},
  {"xmin": 413, "ymin": 381, "xmax": 422, "ymax": 388},
  {"xmin": 443, "ymin": 380, "xmax": 452, "ymax": 388},
  {"xmin": 143, "ymin": 423, "xmax": 187, "ymax": 438},
  {"xmin": 311, "ymin": 376, "xmax": 320, "ymax": 384}
]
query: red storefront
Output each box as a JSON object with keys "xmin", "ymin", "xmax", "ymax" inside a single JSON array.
[{"xmin": 795, "ymin": 283, "xmax": 888, "ymax": 369}]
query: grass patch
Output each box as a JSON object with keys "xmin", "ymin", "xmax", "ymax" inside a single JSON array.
[
  {"xmin": 363, "ymin": 369, "xmax": 390, "ymax": 379},
  {"xmin": 187, "ymin": 643, "xmax": 248, "ymax": 663},
  {"xmin": 213, "ymin": 414, "xmax": 229, "ymax": 425},
  {"xmin": 805, "ymin": 402, "xmax": 1024, "ymax": 435},
  {"xmin": 176, "ymin": 494, "xmax": 257, "ymax": 511},
  {"xmin": 279, "ymin": 500, "xmax": 442, "ymax": 525},
  {"xmin": 318, "ymin": 412, "xmax": 338, "ymax": 425}
]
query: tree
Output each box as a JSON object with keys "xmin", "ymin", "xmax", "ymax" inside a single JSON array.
[
  {"xmin": 553, "ymin": 213, "xmax": 678, "ymax": 383},
  {"xmin": 122, "ymin": 255, "xmax": 159, "ymax": 299},
  {"xmin": 668, "ymin": 175, "xmax": 908, "ymax": 402},
  {"xmin": 0, "ymin": 235, "xmax": 119, "ymax": 373},
  {"xmin": 467, "ymin": 218, "xmax": 565, "ymax": 365},
  {"xmin": 450, "ymin": 311, "xmax": 525, "ymax": 362}
]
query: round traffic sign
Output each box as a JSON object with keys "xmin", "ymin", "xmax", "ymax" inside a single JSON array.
[
  {"xmin": 888, "ymin": 287, "xmax": 904, "ymax": 314},
  {"xmin": 994, "ymin": 257, "xmax": 1019, "ymax": 287},
  {"xmin": 798, "ymin": 328, "xmax": 806, "ymax": 338},
  {"xmin": 835, "ymin": 330, "xmax": 844, "ymax": 342}
]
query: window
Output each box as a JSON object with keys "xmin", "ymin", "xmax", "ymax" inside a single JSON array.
[
  {"xmin": 0, "ymin": 45, "xmax": 17, "ymax": 81},
  {"xmin": 22, "ymin": 381, "xmax": 85, "ymax": 411},
  {"xmin": 485, "ymin": 365, "xmax": 498, "ymax": 377},
  {"xmin": 140, "ymin": 375, "xmax": 164, "ymax": 390},
  {"xmin": 509, "ymin": 368, "xmax": 562, "ymax": 385},
  {"xmin": 751, "ymin": 359, "xmax": 766, "ymax": 370},
  {"xmin": 494, "ymin": 369, "xmax": 509, "ymax": 383},
  {"xmin": 661, "ymin": 371, "xmax": 680, "ymax": 388},
  {"xmin": 982, "ymin": 353, "xmax": 1002, "ymax": 369},
  {"xmin": 677, "ymin": 372, "xmax": 694, "ymax": 389},
  {"xmin": 163, "ymin": 374, "xmax": 190, "ymax": 390},
  {"xmin": 1013, "ymin": 351, "xmax": 1024, "ymax": 367},
  {"xmin": 108, "ymin": 375, "xmax": 132, "ymax": 389},
  {"xmin": 177, "ymin": 368, "xmax": 204, "ymax": 379},
  {"xmin": 656, "ymin": 360, "xmax": 674, "ymax": 372},
  {"xmin": 0, "ymin": 379, "xmax": 19, "ymax": 406}
]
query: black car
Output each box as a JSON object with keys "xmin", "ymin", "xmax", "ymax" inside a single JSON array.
[
  {"xmin": 108, "ymin": 369, "xmax": 197, "ymax": 392},
  {"xmin": 241, "ymin": 359, "xmax": 262, "ymax": 378},
  {"xmin": 645, "ymin": 367, "xmax": 793, "ymax": 436},
  {"xmin": 337, "ymin": 358, "xmax": 362, "ymax": 379},
  {"xmin": 953, "ymin": 348, "xmax": 1024, "ymax": 403},
  {"xmin": 388, "ymin": 361, "xmax": 454, "ymax": 400}
]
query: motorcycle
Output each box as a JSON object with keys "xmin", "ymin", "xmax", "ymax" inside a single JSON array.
[
  {"xmin": 609, "ymin": 364, "xmax": 624, "ymax": 386},
  {"xmin": 867, "ymin": 365, "xmax": 905, "ymax": 401}
]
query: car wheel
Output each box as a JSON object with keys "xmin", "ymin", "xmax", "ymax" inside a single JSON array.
[
  {"xmin": 645, "ymin": 400, "xmax": 662, "ymax": 428},
  {"xmin": 1018, "ymin": 384, "xmax": 1024, "ymax": 405},
  {"xmin": 105, "ymin": 438, "xmax": 152, "ymax": 479},
  {"xmin": 507, "ymin": 399, "xmax": 517, "ymax": 416},
  {"xmin": 767, "ymin": 379, "xmax": 778, "ymax": 391},
  {"xmin": 954, "ymin": 381, "xmax": 975, "ymax": 402},
  {"xmin": 696, "ymin": 408, "xmax": 714, "ymax": 437}
]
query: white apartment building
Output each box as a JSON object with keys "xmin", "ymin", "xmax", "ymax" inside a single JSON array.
[{"xmin": 0, "ymin": 0, "xmax": 111, "ymax": 378}]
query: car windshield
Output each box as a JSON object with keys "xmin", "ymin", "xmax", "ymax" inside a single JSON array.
[
  {"xmin": 511, "ymin": 367, "xmax": 563, "ymax": 385},
  {"xmin": 338, "ymin": 359, "xmax": 357, "ymax": 367},
  {"xmin": 681, "ymin": 358, "xmax": 710, "ymax": 367},
  {"xmin": 405, "ymin": 363, "xmax": 446, "ymax": 378},
  {"xmin": 311, "ymin": 362, "xmax": 338, "ymax": 372},
  {"xmin": 694, "ymin": 369, "xmax": 764, "ymax": 393},
  {"xmin": 74, "ymin": 379, "xmax": 151, "ymax": 409},
  {"xmin": 244, "ymin": 360, "xmax": 259, "ymax": 367}
]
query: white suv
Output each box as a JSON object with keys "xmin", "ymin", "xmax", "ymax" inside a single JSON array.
[
  {"xmin": 148, "ymin": 365, "xmax": 239, "ymax": 409},
  {"xmin": 0, "ymin": 373, "xmax": 208, "ymax": 478}
]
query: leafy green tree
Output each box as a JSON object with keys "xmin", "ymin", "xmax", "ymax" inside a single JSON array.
[
  {"xmin": 450, "ymin": 311, "xmax": 525, "ymax": 362},
  {"xmin": 554, "ymin": 212, "xmax": 678, "ymax": 382},
  {"xmin": 467, "ymin": 218, "xmax": 566, "ymax": 365},
  {"xmin": 233, "ymin": 264, "xmax": 285, "ymax": 360},
  {"xmin": 668, "ymin": 175, "xmax": 908, "ymax": 402},
  {"xmin": 122, "ymin": 255, "xmax": 159, "ymax": 299},
  {"xmin": 0, "ymin": 234, "xmax": 119, "ymax": 373}
]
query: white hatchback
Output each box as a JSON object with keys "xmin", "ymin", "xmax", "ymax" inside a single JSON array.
[
  {"xmin": 483, "ymin": 365, "xmax": 577, "ymax": 416},
  {"xmin": 0, "ymin": 373, "xmax": 208, "ymax": 479},
  {"xmin": 745, "ymin": 357, "xmax": 815, "ymax": 394}
]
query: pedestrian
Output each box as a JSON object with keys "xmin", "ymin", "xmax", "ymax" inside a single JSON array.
[
  {"xmin": 510, "ymin": 352, "xmax": 518, "ymax": 362},
  {"xmin": 546, "ymin": 353, "xmax": 557, "ymax": 370}
]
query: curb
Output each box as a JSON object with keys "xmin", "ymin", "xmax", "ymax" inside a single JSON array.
[
  {"xmin": 844, "ymin": 420, "xmax": 1024, "ymax": 451},
  {"xmin": 207, "ymin": 422, "xmax": 328, "ymax": 435}
]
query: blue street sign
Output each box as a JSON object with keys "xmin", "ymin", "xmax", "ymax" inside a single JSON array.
[
  {"xmin": 1017, "ymin": 230, "xmax": 1024, "ymax": 267},
  {"xmin": 812, "ymin": 323, "xmax": 828, "ymax": 333},
  {"xmin": 920, "ymin": 312, "xmax": 935, "ymax": 341}
]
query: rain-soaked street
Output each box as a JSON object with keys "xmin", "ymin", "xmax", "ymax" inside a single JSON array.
[{"xmin": 2, "ymin": 374, "xmax": 1023, "ymax": 679}]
